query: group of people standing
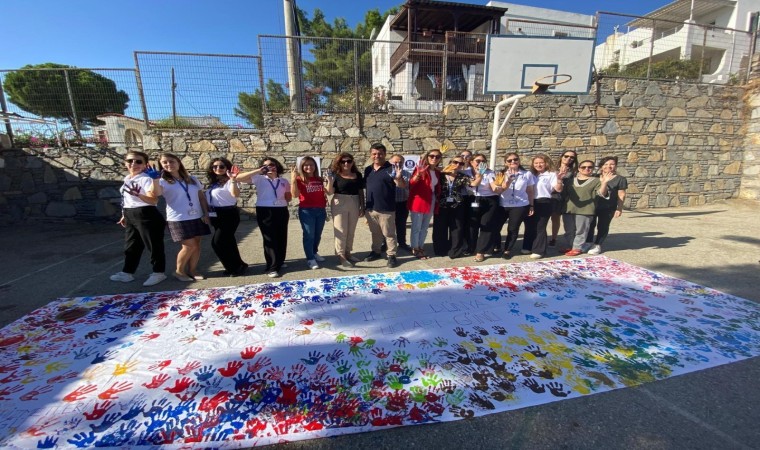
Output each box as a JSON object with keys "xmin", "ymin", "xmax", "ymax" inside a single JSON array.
[{"xmin": 111, "ymin": 145, "xmax": 627, "ymax": 287}]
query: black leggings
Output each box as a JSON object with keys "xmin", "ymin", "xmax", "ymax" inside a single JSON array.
[
  {"xmin": 500, "ymin": 205, "xmax": 529, "ymax": 253},
  {"xmin": 210, "ymin": 207, "xmax": 245, "ymax": 272},
  {"xmin": 122, "ymin": 206, "xmax": 166, "ymax": 274},
  {"xmin": 587, "ymin": 208, "xmax": 616, "ymax": 246},
  {"xmin": 256, "ymin": 207, "xmax": 289, "ymax": 272}
]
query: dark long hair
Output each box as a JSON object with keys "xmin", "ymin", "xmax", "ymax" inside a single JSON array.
[
  {"xmin": 259, "ymin": 156, "xmax": 285, "ymax": 176},
  {"xmin": 330, "ymin": 152, "xmax": 360, "ymax": 175},
  {"xmin": 206, "ymin": 157, "xmax": 233, "ymax": 185}
]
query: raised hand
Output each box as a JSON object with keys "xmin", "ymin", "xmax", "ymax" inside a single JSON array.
[
  {"xmin": 144, "ymin": 164, "xmax": 161, "ymax": 179},
  {"xmin": 228, "ymin": 165, "xmax": 240, "ymax": 180},
  {"xmin": 494, "ymin": 171, "xmax": 505, "ymax": 186}
]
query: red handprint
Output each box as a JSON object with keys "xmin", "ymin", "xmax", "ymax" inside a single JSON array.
[
  {"xmin": 240, "ymin": 346, "xmax": 262, "ymax": 360},
  {"xmin": 213, "ymin": 329, "xmax": 225, "ymax": 336},
  {"xmin": 247, "ymin": 356, "xmax": 272, "ymax": 373},
  {"xmin": 20, "ymin": 385, "xmax": 53, "ymax": 401},
  {"xmin": 142, "ymin": 373, "xmax": 170, "ymax": 389},
  {"xmin": 177, "ymin": 361, "xmax": 201, "ymax": 375},
  {"xmin": 218, "ymin": 361, "xmax": 244, "ymax": 377},
  {"xmin": 148, "ymin": 360, "xmax": 172, "ymax": 371},
  {"xmin": 164, "ymin": 377, "xmax": 196, "ymax": 394},
  {"xmin": 23, "ymin": 416, "xmax": 59, "ymax": 437},
  {"xmin": 83, "ymin": 400, "xmax": 114, "ymax": 420},
  {"xmin": 300, "ymin": 318, "xmax": 314, "ymax": 326},
  {"xmin": 139, "ymin": 332, "xmax": 160, "ymax": 342},
  {"xmin": 63, "ymin": 384, "xmax": 97, "ymax": 402},
  {"xmin": 243, "ymin": 309, "xmax": 257, "ymax": 318},
  {"xmin": 47, "ymin": 370, "xmax": 77, "ymax": 384},
  {"xmin": 97, "ymin": 381, "xmax": 133, "ymax": 400},
  {"xmin": 0, "ymin": 363, "xmax": 19, "ymax": 374},
  {"xmin": 245, "ymin": 418, "xmax": 267, "ymax": 437},
  {"xmin": 199, "ymin": 391, "xmax": 230, "ymax": 412}
]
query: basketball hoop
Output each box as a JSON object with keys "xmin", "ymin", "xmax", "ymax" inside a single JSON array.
[{"xmin": 532, "ymin": 74, "xmax": 573, "ymax": 94}]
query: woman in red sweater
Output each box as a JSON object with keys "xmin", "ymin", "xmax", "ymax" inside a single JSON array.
[
  {"xmin": 291, "ymin": 156, "xmax": 328, "ymax": 270},
  {"xmin": 408, "ymin": 149, "xmax": 443, "ymax": 259}
]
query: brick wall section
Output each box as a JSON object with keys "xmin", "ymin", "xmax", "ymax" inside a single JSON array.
[{"xmin": 0, "ymin": 78, "xmax": 750, "ymax": 224}]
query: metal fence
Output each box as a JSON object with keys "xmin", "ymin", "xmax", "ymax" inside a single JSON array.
[
  {"xmin": 595, "ymin": 11, "xmax": 754, "ymax": 84},
  {"xmin": 133, "ymin": 51, "xmax": 262, "ymax": 129},
  {"xmin": 0, "ymin": 68, "xmax": 141, "ymax": 147}
]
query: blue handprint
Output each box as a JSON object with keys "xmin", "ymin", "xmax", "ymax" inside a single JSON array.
[
  {"xmin": 144, "ymin": 165, "xmax": 162, "ymax": 179},
  {"xmin": 37, "ymin": 436, "xmax": 58, "ymax": 449},
  {"xmin": 194, "ymin": 365, "xmax": 215, "ymax": 382},
  {"xmin": 67, "ymin": 432, "xmax": 96, "ymax": 448}
]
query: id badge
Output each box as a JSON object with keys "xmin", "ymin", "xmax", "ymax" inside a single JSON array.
[
  {"xmin": 446, "ymin": 197, "xmax": 454, "ymax": 203},
  {"xmin": 208, "ymin": 212, "xmax": 218, "ymax": 218},
  {"xmin": 471, "ymin": 201, "xmax": 479, "ymax": 208},
  {"xmin": 188, "ymin": 209, "xmax": 198, "ymax": 216}
]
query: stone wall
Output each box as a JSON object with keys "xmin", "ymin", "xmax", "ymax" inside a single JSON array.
[
  {"xmin": 0, "ymin": 78, "xmax": 750, "ymax": 224},
  {"xmin": 739, "ymin": 55, "xmax": 760, "ymax": 200}
]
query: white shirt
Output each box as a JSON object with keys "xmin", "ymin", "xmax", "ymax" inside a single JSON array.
[
  {"xmin": 534, "ymin": 171, "xmax": 558, "ymax": 199},
  {"xmin": 251, "ymin": 174, "xmax": 290, "ymax": 207},
  {"xmin": 499, "ymin": 170, "xmax": 536, "ymax": 207},
  {"xmin": 121, "ymin": 173, "xmax": 155, "ymax": 208},
  {"xmin": 206, "ymin": 179, "xmax": 238, "ymax": 208},
  {"xmin": 475, "ymin": 170, "xmax": 497, "ymax": 197},
  {"xmin": 160, "ymin": 176, "xmax": 203, "ymax": 222}
]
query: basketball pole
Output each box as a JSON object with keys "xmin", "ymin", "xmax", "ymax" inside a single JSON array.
[{"xmin": 489, "ymin": 94, "xmax": 525, "ymax": 170}]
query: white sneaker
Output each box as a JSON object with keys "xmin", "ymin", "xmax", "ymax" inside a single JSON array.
[
  {"xmin": 110, "ymin": 271, "xmax": 134, "ymax": 282},
  {"xmin": 307, "ymin": 259, "xmax": 319, "ymax": 270},
  {"xmin": 314, "ymin": 253, "xmax": 326, "ymax": 262},
  {"xmin": 530, "ymin": 253, "xmax": 542, "ymax": 259},
  {"xmin": 580, "ymin": 242, "xmax": 593, "ymax": 253},
  {"xmin": 267, "ymin": 271, "xmax": 280, "ymax": 278},
  {"xmin": 588, "ymin": 245, "xmax": 602, "ymax": 255},
  {"xmin": 143, "ymin": 272, "xmax": 167, "ymax": 286}
]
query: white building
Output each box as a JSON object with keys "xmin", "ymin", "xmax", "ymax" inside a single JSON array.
[
  {"xmin": 371, "ymin": 0, "xmax": 594, "ymax": 111},
  {"xmin": 594, "ymin": 0, "xmax": 760, "ymax": 83},
  {"xmin": 94, "ymin": 114, "xmax": 147, "ymax": 146}
]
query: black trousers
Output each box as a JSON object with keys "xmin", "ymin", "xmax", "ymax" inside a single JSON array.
[
  {"xmin": 256, "ymin": 206, "xmax": 289, "ymax": 272},
  {"xmin": 395, "ymin": 200, "xmax": 409, "ymax": 247},
  {"xmin": 587, "ymin": 208, "xmax": 616, "ymax": 246},
  {"xmin": 210, "ymin": 207, "xmax": 245, "ymax": 272},
  {"xmin": 524, "ymin": 199, "xmax": 552, "ymax": 255},
  {"xmin": 122, "ymin": 206, "xmax": 166, "ymax": 274},
  {"xmin": 463, "ymin": 195, "xmax": 476, "ymax": 253},
  {"xmin": 473, "ymin": 196, "xmax": 501, "ymax": 254},
  {"xmin": 432, "ymin": 203, "xmax": 467, "ymax": 257},
  {"xmin": 500, "ymin": 205, "xmax": 529, "ymax": 253}
]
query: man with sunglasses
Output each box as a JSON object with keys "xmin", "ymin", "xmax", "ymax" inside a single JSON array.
[{"xmin": 363, "ymin": 143, "xmax": 407, "ymax": 268}]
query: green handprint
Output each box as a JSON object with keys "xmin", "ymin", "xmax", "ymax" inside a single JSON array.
[
  {"xmin": 356, "ymin": 359, "xmax": 371, "ymax": 369},
  {"xmin": 445, "ymin": 389, "xmax": 466, "ymax": 406},
  {"xmin": 386, "ymin": 375, "xmax": 403, "ymax": 390},
  {"xmin": 358, "ymin": 369, "xmax": 374, "ymax": 383},
  {"xmin": 335, "ymin": 332, "xmax": 347, "ymax": 343},
  {"xmin": 417, "ymin": 352, "xmax": 431, "ymax": 367},
  {"xmin": 348, "ymin": 346, "xmax": 364, "ymax": 357},
  {"xmin": 393, "ymin": 350, "xmax": 411, "ymax": 363},
  {"xmin": 335, "ymin": 360, "xmax": 351, "ymax": 374},
  {"xmin": 409, "ymin": 386, "xmax": 426, "ymax": 403},
  {"xmin": 362, "ymin": 338, "xmax": 377, "ymax": 348},
  {"xmin": 421, "ymin": 373, "xmax": 442, "ymax": 387},
  {"xmin": 264, "ymin": 319, "xmax": 276, "ymax": 327}
]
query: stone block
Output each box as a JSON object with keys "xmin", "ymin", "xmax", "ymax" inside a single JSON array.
[
  {"xmin": 540, "ymin": 137, "xmax": 558, "ymax": 148},
  {"xmin": 520, "ymin": 107, "xmax": 538, "ymax": 118},
  {"xmin": 270, "ymin": 132, "xmax": 289, "ymax": 143},
  {"xmin": 467, "ymin": 140, "xmax": 487, "ymax": 151},
  {"xmin": 422, "ymin": 138, "xmax": 442, "ymax": 151},
  {"xmin": 63, "ymin": 187, "xmax": 82, "ymax": 201},
  {"xmin": 635, "ymin": 194, "xmax": 649, "ymax": 209},
  {"xmin": 444, "ymin": 105, "xmax": 460, "ymax": 119},
  {"xmin": 723, "ymin": 161, "xmax": 741, "ymax": 174},
  {"xmin": 672, "ymin": 121, "xmax": 689, "ymax": 132},
  {"xmin": 615, "ymin": 135, "xmax": 634, "ymax": 145},
  {"xmin": 561, "ymin": 137, "xmax": 584, "ymax": 147},
  {"xmin": 652, "ymin": 134, "xmax": 668, "ymax": 146},
  {"xmin": 409, "ymin": 126, "xmax": 436, "ymax": 138},
  {"xmin": 172, "ymin": 137, "xmax": 188, "ymax": 152},
  {"xmin": 517, "ymin": 138, "xmax": 534, "ymax": 149},
  {"xmin": 320, "ymin": 139, "xmax": 337, "ymax": 152},
  {"xmin": 636, "ymin": 136, "xmax": 649, "ymax": 145},
  {"xmin": 556, "ymin": 105, "xmax": 574, "ymax": 117},
  {"xmin": 229, "ymin": 138, "xmax": 248, "ymax": 152},
  {"xmin": 345, "ymin": 127, "xmax": 362, "ymax": 138},
  {"xmin": 566, "ymin": 121, "xmax": 581, "ymax": 133},
  {"xmin": 687, "ymin": 95, "xmax": 710, "ymax": 108},
  {"xmin": 596, "ymin": 106, "xmax": 609, "ymax": 118},
  {"xmin": 635, "ymin": 166, "xmax": 650, "ymax": 178},
  {"xmin": 518, "ymin": 125, "xmax": 542, "ymax": 135},
  {"xmin": 468, "ymin": 106, "xmax": 488, "ymax": 119},
  {"xmin": 590, "ymin": 136, "xmax": 607, "ymax": 146},
  {"xmin": 296, "ymin": 126, "xmax": 312, "ymax": 141},
  {"xmin": 601, "ymin": 120, "xmax": 620, "ymax": 134},
  {"xmin": 94, "ymin": 199, "xmax": 118, "ymax": 217}
]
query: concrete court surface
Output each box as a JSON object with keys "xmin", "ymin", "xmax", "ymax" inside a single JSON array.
[{"xmin": 0, "ymin": 199, "xmax": 758, "ymax": 449}]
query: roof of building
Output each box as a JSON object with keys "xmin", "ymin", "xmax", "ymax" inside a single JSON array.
[
  {"xmin": 625, "ymin": 0, "xmax": 736, "ymax": 28},
  {"xmin": 390, "ymin": 0, "xmax": 508, "ymax": 32}
]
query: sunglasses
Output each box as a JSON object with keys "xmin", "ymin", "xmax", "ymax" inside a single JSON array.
[
  {"xmin": 428, "ymin": 155, "xmax": 442, "ymax": 160},
  {"xmin": 340, "ymin": 159, "xmax": 353, "ymax": 164},
  {"xmin": 126, "ymin": 159, "xmax": 144, "ymax": 164},
  {"xmin": 452, "ymin": 161, "xmax": 464, "ymax": 166},
  {"xmin": 580, "ymin": 165, "xmax": 594, "ymax": 169},
  {"xmin": 562, "ymin": 155, "xmax": 575, "ymax": 159},
  {"xmin": 212, "ymin": 164, "xmax": 227, "ymax": 169},
  {"xmin": 506, "ymin": 158, "xmax": 519, "ymax": 163}
]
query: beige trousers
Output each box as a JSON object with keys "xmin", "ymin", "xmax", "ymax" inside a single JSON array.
[
  {"xmin": 366, "ymin": 209, "xmax": 398, "ymax": 256},
  {"xmin": 331, "ymin": 194, "xmax": 360, "ymax": 256}
]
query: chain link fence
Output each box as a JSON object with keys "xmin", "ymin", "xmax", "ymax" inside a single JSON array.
[
  {"xmin": 0, "ymin": 68, "xmax": 141, "ymax": 147},
  {"xmin": 595, "ymin": 11, "xmax": 753, "ymax": 84},
  {"xmin": 133, "ymin": 51, "xmax": 262, "ymax": 129}
]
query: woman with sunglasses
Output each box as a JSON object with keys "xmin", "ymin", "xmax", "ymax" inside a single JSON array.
[
  {"xmin": 470, "ymin": 153, "xmax": 505, "ymax": 262},
  {"xmin": 432, "ymin": 156, "xmax": 482, "ymax": 258},
  {"xmin": 408, "ymin": 149, "xmax": 443, "ymax": 259},
  {"xmin": 237, "ymin": 157, "xmax": 292, "ymax": 278},
  {"xmin": 110, "ymin": 151, "xmax": 167, "ymax": 287},
  {"xmin": 291, "ymin": 156, "xmax": 327, "ymax": 270},
  {"xmin": 550, "ymin": 150, "xmax": 576, "ymax": 247},
  {"xmin": 497, "ymin": 152, "xmax": 535, "ymax": 259},
  {"xmin": 325, "ymin": 152, "xmax": 365, "ymax": 268},
  {"xmin": 459, "ymin": 151, "xmax": 477, "ymax": 254},
  {"xmin": 584, "ymin": 156, "xmax": 628, "ymax": 255},
  {"xmin": 560, "ymin": 160, "xmax": 612, "ymax": 256},
  {"xmin": 157, "ymin": 152, "xmax": 211, "ymax": 282},
  {"xmin": 204, "ymin": 157, "xmax": 247, "ymax": 277},
  {"xmin": 522, "ymin": 154, "xmax": 564, "ymax": 259}
]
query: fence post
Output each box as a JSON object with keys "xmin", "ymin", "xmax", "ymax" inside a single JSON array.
[
  {"xmin": 646, "ymin": 19, "xmax": 656, "ymax": 79},
  {"xmin": 63, "ymin": 69, "xmax": 80, "ymax": 138},
  {"xmin": 441, "ymin": 38, "xmax": 448, "ymax": 111},
  {"xmin": 354, "ymin": 41, "xmax": 361, "ymax": 117},
  {"xmin": 133, "ymin": 53, "xmax": 151, "ymax": 128},
  {"xmin": 0, "ymin": 81, "xmax": 14, "ymax": 145},
  {"xmin": 699, "ymin": 25, "xmax": 707, "ymax": 80}
]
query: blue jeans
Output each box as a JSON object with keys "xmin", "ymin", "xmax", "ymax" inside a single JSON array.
[{"xmin": 298, "ymin": 207, "xmax": 326, "ymax": 260}]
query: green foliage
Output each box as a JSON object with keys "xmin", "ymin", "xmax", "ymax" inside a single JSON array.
[
  {"xmin": 151, "ymin": 117, "xmax": 200, "ymax": 128},
  {"xmin": 2, "ymin": 63, "xmax": 129, "ymax": 135},
  {"xmin": 234, "ymin": 79, "xmax": 290, "ymax": 128},
  {"xmin": 600, "ymin": 58, "xmax": 706, "ymax": 81}
]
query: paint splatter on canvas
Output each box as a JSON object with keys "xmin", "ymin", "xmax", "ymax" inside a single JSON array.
[{"xmin": 0, "ymin": 257, "xmax": 758, "ymax": 448}]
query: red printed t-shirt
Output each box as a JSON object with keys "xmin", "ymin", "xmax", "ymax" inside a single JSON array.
[{"xmin": 297, "ymin": 177, "xmax": 327, "ymax": 208}]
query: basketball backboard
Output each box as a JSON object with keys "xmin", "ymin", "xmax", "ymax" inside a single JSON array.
[{"xmin": 484, "ymin": 35, "xmax": 595, "ymax": 95}]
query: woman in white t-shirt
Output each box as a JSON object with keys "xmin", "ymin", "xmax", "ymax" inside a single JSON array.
[
  {"xmin": 470, "ymin": 153, "xmax": 505, "ymax": 262},
  {"xmin": 237, "ymin": 157, "xmax": 292, "ymax": 278},
  {"xmin": 157, "ymin": 152, "xmax": 211, "ymax": 282},
  {"xmin": 109, "ymin": 150, "xmax": 167, "ymax": 287},
  {"xmin": 522, "ymin": 154, "xmax": 565, "ymax": 258},
  {"xmin": 204, "ymin": 157, "xmax": 247, "ymax": 277},
  {"xmin": 496, "ymin": 152, "xmax": 535, "ymax": 259}
]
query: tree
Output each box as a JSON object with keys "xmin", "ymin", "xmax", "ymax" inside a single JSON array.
[
  {"xmin": 234, "ymin": 79, "xmax": 290, "ymax": 128},
  {"xmin": 2, "ymin": 63, "xmax": 129, "ymax": 137}
]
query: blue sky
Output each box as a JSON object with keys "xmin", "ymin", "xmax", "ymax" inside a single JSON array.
[
  {"xmin": 1, "ymin": 0, "xmax": 670, "ymax": 126},
  {"xmin": 2, "ymin": 1, "xmax": 670, "ymax": 69}
]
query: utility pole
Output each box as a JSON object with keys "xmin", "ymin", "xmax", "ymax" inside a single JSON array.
[
  {"xmin": 171, "ymin": 67, "xmax": 177, "ymax": 126},
  {"xmin": 284, "ymin": 0, "xmax": 304, "ymax": 112}
]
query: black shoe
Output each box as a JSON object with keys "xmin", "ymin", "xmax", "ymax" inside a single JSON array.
[
  {"xmin": 380, "ymin": 243, "xmax": 388, "ymax": 252},
  {"xmin": 387, "ymin": 256, "xmax": 398, "ymax": 268},
  {"xmin": 399, "ymin": 243, "xmax": 413, "ymax": 252},
  {"xmin": 364, "ymin": 251, "xmax": 382, "ymax": 262},
  {"xmin": 548, "ymin": 239, "xmax": 556, "ymax": 247}
]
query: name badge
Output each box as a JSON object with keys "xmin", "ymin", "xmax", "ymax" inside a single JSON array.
[
  {"xmin": 208, "ymin": 212, "xmax": 218, "ymax": 218},
  {"xmin": 471, "ymin": 201, "xmax": 479, "ymax": 208},
  {"xmin": 446, "ymin": 197, "xmax": 454, "ymax": 203},
  {"xmin": 188, "ymin": 209, "xmax": 198, "ymax": 216}
]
